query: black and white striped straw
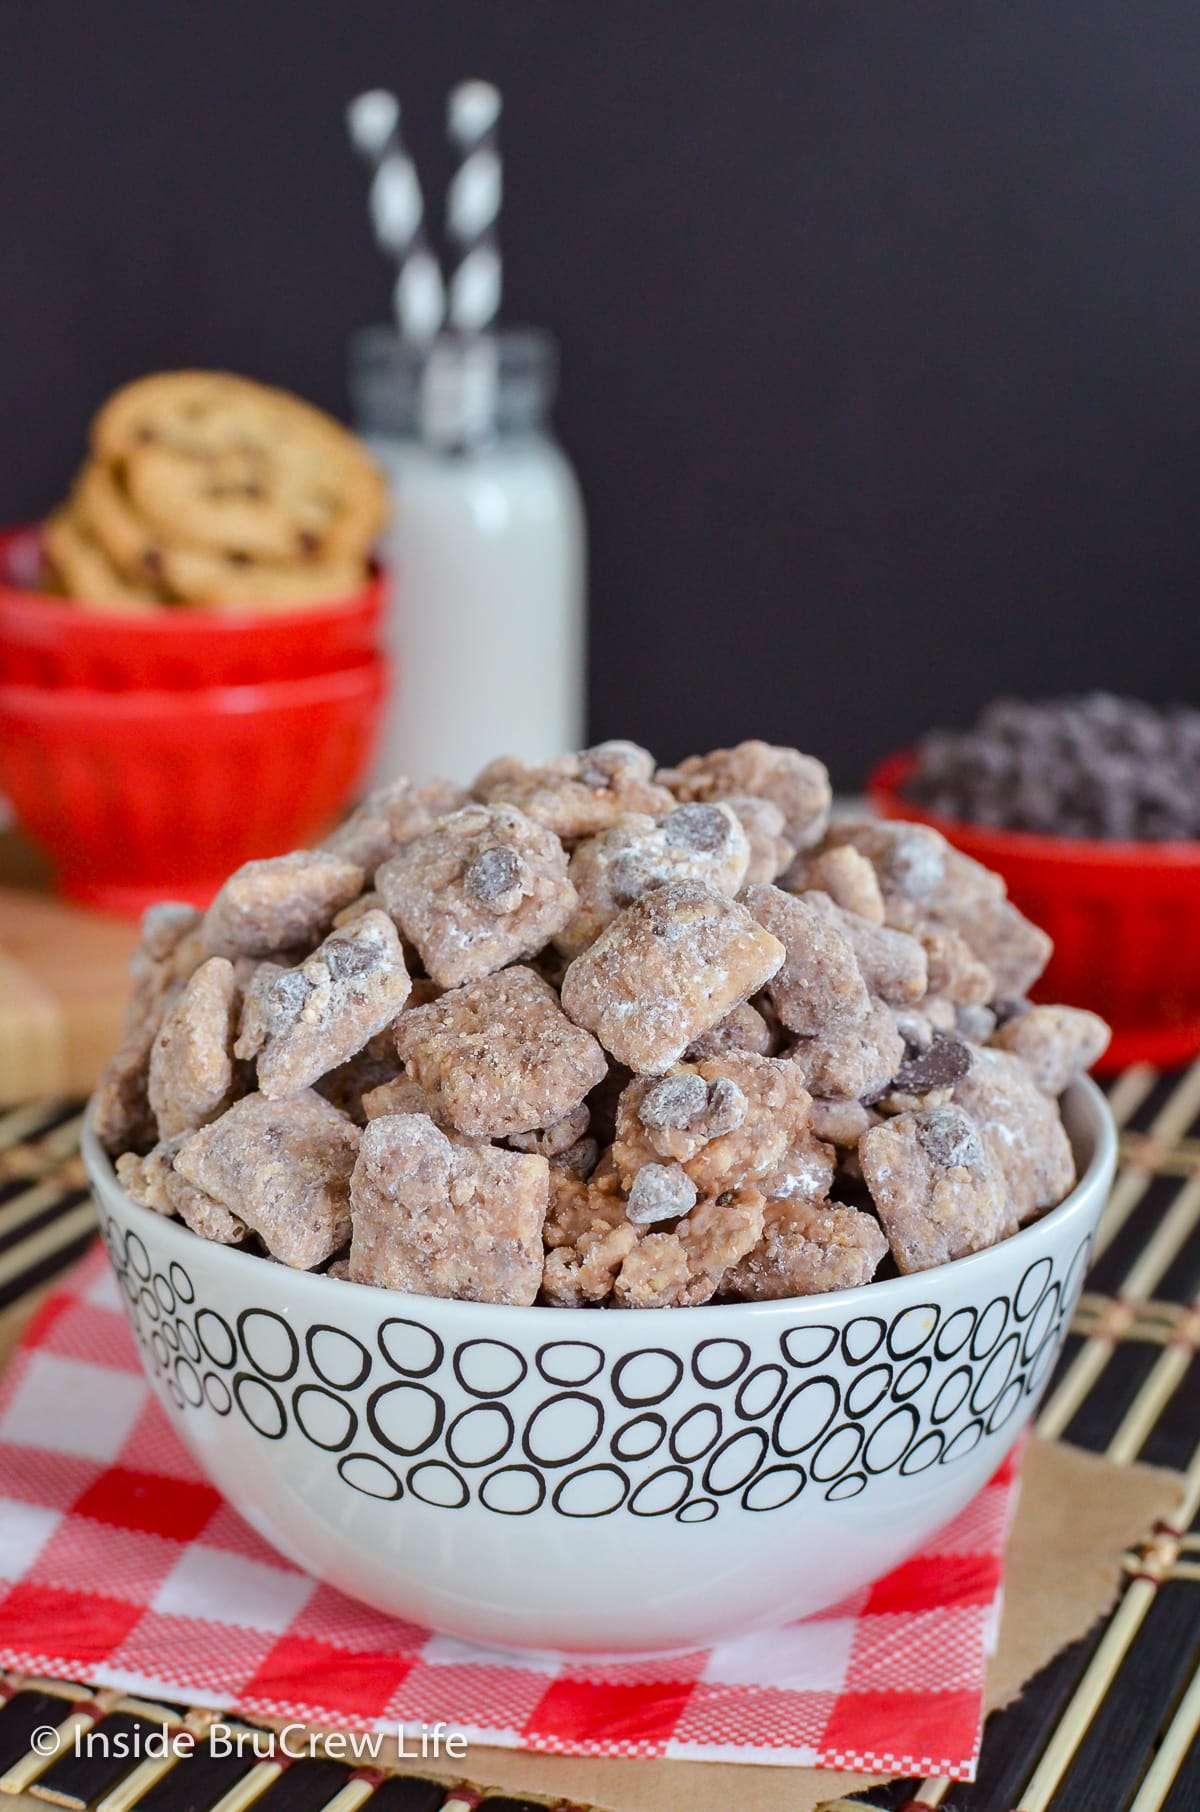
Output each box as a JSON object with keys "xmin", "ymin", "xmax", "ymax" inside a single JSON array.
[
  {"xmin": 445, "ymin": 80, "xmax": 503, "ymax": 334},
  {"xmin": 347, "ymin": 87, "xmax": 445, "ymax": 345}
]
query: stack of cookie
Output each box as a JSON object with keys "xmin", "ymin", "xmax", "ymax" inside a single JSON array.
[{"xmin": 43, "ymin": 371, "xmax": 389, "ymax": 612}]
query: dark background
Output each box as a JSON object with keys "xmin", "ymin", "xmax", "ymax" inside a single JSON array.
[{"xmin": 2, "ymin": 2, "xmax": 1198, "ymax": 785}]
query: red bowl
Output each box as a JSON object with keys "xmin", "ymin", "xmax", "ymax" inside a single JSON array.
[
  {"xmin": 0, "ymin": 657, "xmax": 388, "ymax": 914},
  {"xmin": 868, "ymin": 751, "xmax": 1200, "ymax": 1072},
  {"xmin": 0, "ymin": 525, "xmax": 386, "ymax": 690}
]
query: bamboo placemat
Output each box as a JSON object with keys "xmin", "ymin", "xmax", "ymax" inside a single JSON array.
[{"xmin": 0, "ymin": 1066, "xmax": 1198, "ymax": 1812}]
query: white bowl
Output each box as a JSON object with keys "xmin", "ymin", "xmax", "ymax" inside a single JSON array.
[{"xmin": 83, "ymin": 1078, "xmax": 1115, "ymax": 1656}]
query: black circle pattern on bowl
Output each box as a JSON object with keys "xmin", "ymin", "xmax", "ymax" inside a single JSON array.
[{"xmin": 98, "ymin": 1211, "xmax": 1091, "ymax": 1521}]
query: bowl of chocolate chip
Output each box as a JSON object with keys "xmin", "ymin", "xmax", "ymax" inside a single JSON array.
[
  {"xmin": 870, "ymin": 694, "xmax": 1200, "ymax": 1071},
  {"xmin": 85, "ymin": 738, "xmax": 1116, "ymax": 1654}
]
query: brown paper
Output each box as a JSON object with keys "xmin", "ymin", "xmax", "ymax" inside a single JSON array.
[
  {"xmin": 0, "ymin": 1289, "xmax": 1180, "ymax": 1812},
  {"xmin": 336, "ymin": 1438, "xmax": 1180, "ymax": 1812}
]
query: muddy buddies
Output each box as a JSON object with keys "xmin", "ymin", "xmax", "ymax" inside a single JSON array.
[{"xmin": 95, "ymin": 739, "xmax": 1110, "ymax": 1309}]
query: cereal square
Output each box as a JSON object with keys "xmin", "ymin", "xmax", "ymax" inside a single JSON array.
[
  {"xmin": 859, "ymin": 1104, "xmax": 1016, "ymax": 1273},
  {"xmin": 203, "ymin": 851, "xmax": 364, "ymax": 959},
  {"xmin": 238, "ymin": 910, "xmax": 411, "ymax": 1099},
  {"xmin": 349, "ymin": 1114, "xmax": 548, "ymax": 1304},
  {"xmin": 377, "ymin": 803, "xmax": 576, "ymax": 988},
  {"xmin": 393, "ymin": 965, "xmax": 607, "ymax": 1138},
  {"xmin": 560, "ymin": 880, "xmax": 784, "ymax": 1074},
  {"xmin": 147, "ymin": 957, "xmax": 239, "ymax": 1138},
  {"xmin": 174, "ymin": 1090, "xmax": 358, "ymax": 1268}
]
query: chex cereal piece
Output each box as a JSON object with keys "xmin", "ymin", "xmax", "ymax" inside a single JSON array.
[
  {"xmin": 792, "ymin": 845, "xmax": 885, "ymax": 923},
  {"xmin": 362, "ymin": 1073, "xmax": 432, "ymax": 1120},
  {"xmin": 743, "ymin": 884, "xmax": 870, "ymax": 1035},
  {"xmin": 659, "ymin": 739, "xmax": 832, "ymax": 849},
  {"xmin": 807, "ymin": 892, "xmax": 928, "ymax": 1006},
  {"xmin": 541, "ymin": 1163, "xmax": 639, "ymax": 1305},
  {"xmin": 117, "ymin": 1141, "xmax": 247, "ymax": 1244},
  {"xmin": 724, "ymin": 1198, "xmax": 888, "ymax": 1299},
  {"xmin": 148, "ymin": 957, "xmax": 239, "ymax": 1138},
  {"xmin": 377, "ymin": 802, "xmax": 576, "ymax": 988},
  {"xmin": 723, "ymin": 795, "xmax": 795, "ymax": 884},
  {"xmin": 394, "ymin": 965, "xmax": 607, "ymax": 1138},
  {"xmin": 823, "ymin": 818, "xmax": 1051, "ymax": 996},
  {"xmin": 916, "ymin": 922, "xmax": 994, "ymax": 1006},
  {"xmin": 953, "ymin": 1046, "xmax": 1076, "ymax": 1220},
  {"xmin": 141, "ymin": 901, "xmax": 204, "ymax": 960},
  {"xmin": 819, "ymin": 818, "xmax": 967, "ymax": 913},
  {"xmin": 238, "ymin": 910, "xmax": 411, "ymax": 1098},
  {"xmin": 946, "ymin": 891, "xmax": 1052, "ymax": 998},
  {"xmin": 789, "ymin": 996, "xmax": 906, "ymax": 1101},
  {"xmin": 474, "ymin": 740, "xmax": 676, "ymax": 840},
  {"xmin": 555, "ymin": 802, "xmax": 750, "ymax": 957},
  {"xmin": 175, "ymin": 1090, "xmax": 358, "ymax": 1268},
  {"xmin": 349, "ymin": 1114, "xmax": 548, "ymax": 1304},
  {"xmin": 957, "ymin": 1003, "xmax": 998, "ymax": 1042},
  {"xmin": 992, "ymin": 1003, "xmax": 1111, "ymax": 1095},
  {"xmin": 615, "ymin": 1052, "xmax": 831, "ymax": 1203},
  {"xmin": 684, "ymin": 1000, "xmax": 775, "ymax": 1060},
  {"xmin": 332, "ymin": 890, "xmax": 386, "ymax": 928},
  {"xmin": 542, "ymin": 1217, "xmax": 639, "ymax": 1306},
  {"xmin": 323, "ymin": 776, "xmax": 468, "ymax": 875},
  {"xmin": 93, "ymin": 902, "xmax": 212, "ymax": 1154},
  {"xmin": 860, "ymin": 1104, "xmax": 1016, "ymax": 1274},
  {"xmin": 560, "ymin": 880, "xmax": 784, "ymax": 1074},
  {"xmin": 610, "ymin": 1231, "xmax": 690, "ymax": 1307},
  {"xmin": 203, "ymin": 850, "xmax": 364, "ymax": 959}
]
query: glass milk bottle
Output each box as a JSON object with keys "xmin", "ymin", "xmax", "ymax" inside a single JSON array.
[{"xmin": 349, "ymin": 326, "xmax": 586, "ymax": 787}]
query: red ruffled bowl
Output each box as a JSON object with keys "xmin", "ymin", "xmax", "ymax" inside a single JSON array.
[
  {"xmin": 0, "ymin": 658, "xmax": 388, "ymax": 914},
  {"xmin": 0, "ymin": 525, "xmax": 385, "ymax": 690},
  {"xmin": 868, "ymin": 751, "xmax": 1200, "ymax": 1072}
]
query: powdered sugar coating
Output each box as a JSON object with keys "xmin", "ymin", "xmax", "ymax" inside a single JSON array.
[
  {"xmin": 992, "ymin": 1004, "xmax": 1111, "ymax": 1095},
  {"xmin": 659, "ymin": 740, "xmax": 832, "ymax": 850},
  {"xmin": 724, "ymin": 1198, "xmax": 888, "ymax": 1299},
  {"xmin": 377, "ymin": 803, "xmax": 576, "ymax": 988},
  {"xmin": 175, "ymin": 1090, "xmax": 358, "ymax": 1268},
  {"xmin": 789, "ymin": 997, "xmax": 906, "ymax": 1101},
  {"xmin": 474, "ymin": 742, "xmax": 677, "ymax": 841},
  {"xmin": 248, "ymin": 910, "xmax": 411, "ymax": 1099},
  {"xmin": 860, "ymin": 1104, "xmax": 1016, "ymax": 1274},
  {"xmin": 147, "ymin": 957, "xmax": 238, "ymax": 1139},
  {"xmin": 560, "ymin": 880, "xmax": 784, "ymax": 1075},
  {"xmin": 349, "ymin": 1113, "xmax": 548, "ymax": 1304},
  {"xmin": 556, "ymin": 803, "xmax": 750, "ymax": 957},
  {"xmin": 322, "ymin": 776, "xmax": 468, "ymax": 875},
  {"xmin": 394, "ymin": 965, "xmax": 608, "ymax": 1138},
  {"xmin": 203, "ymin": 851, "xmax": 364, "ymax": 959},
  {"xmin": 952, "ymin": 1046, "xmax": 1076, "ymax": 1222},
  {"xmin": 743, "ymin": 884, "xmax": 870, "ymax": 1035}
]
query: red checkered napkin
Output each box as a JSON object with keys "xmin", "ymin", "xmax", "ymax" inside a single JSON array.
[{"xmin": 0, "ymin": 1246, "xmax": 1020, "ymax": 1779}]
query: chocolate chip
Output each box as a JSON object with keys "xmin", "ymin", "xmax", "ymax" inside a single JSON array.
[
  {"xmin": 891, "ymin": 1034, "xmax": 972, "ymax": 1096},
  {"xmin": 638, "ymin": 1073, "xmax": 709, "ymax": 1131},
  {"xmin": 704, "ymin": 1076, "xmax": 748, "ymax": 1136},
  {"xmin": 662, "ymin": 803, "xmax": 731, "ymax": 854},
  {"xmin": 627, "ymin": 1162, "xmax": 698, "ymax": 1225},
  {"xmin": 915, "ymin": 1104, "xmax": 985, "ymax": 1170},
  {"xmin": 265, "ymin": 967, "xmax": 310, "ymax": 1029},
  {"xmin": 463, "ymin": 845, "xmax": 525, "ymax": 911},
  {"xmin": 323, "ymin": 937, "xmax": 382, "ymax": 981}
]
